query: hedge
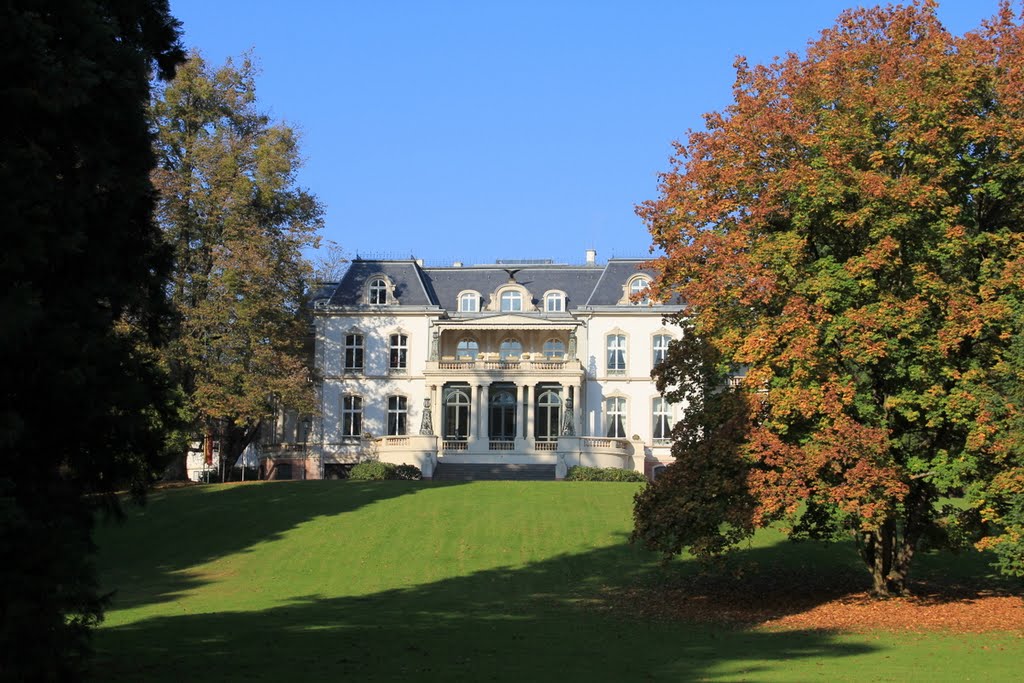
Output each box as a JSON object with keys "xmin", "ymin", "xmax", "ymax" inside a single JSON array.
[
  {"xmin": 348, "ymin": 461, "xmax": 422, "ymax": 481},
  {"xmin": 564, "ymin": 466, "xmax": 646, "ymax": 482}
]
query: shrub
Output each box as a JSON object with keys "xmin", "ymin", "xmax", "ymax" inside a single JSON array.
[
  {"xmin": 348, "ymin": 461, "xmax": 394, "ymax": 481},
  {"xmin": 348, "ymin": 462, "xmax": 422, "ymax": 481},
  {"xmin": 392, "ymin": 464, "xmax": 422, "ymax": 480},
  {"xmin": 564, "ymin": 466, "xmax": 646, "ymax": 482}
]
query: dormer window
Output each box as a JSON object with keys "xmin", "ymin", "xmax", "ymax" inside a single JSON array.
[
  {"xmin": 368, "ymin": 277, "xmax": 389, "ymax": 305},
  {"xmin": 488, "ymin": 284, "xmax": 533, "ymax": 313},
  {"xmin": 627, "ymin": 275, "xmax": 651, "ymax": 306},
  {"xmin": 544, "ymin": 291, "xmax": 565, "ymax": 312},
  {"xmin": 458, "ymin": 291, "xmax": 480, "ymax": 313},
  {"xmin": 500, "ymin": 290, "xmax": 523, "ymax": 312}
]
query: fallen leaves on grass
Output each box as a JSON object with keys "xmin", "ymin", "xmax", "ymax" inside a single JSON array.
[{"xmin": 607, "ymin": 569, "xmax": 1023, "ymax": 633}]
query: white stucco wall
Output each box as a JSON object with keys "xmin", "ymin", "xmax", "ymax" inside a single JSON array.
[
  {"xmin": 579, "ymin": 310, "xmax": 686, "ymax": 450},
  {"xmin": 315, "ymin": 311, "xmax": 436, "ymax": 461}
]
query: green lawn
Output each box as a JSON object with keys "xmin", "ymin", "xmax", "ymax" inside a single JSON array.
[{"xmin": 92, "ymin": 481, "xmax": 1022, "ymax": 682}]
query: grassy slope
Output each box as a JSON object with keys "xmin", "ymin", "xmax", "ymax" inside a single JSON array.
[{"xmin": 92, "ymin": 481, "xmax": 1022, "ymax": 682}]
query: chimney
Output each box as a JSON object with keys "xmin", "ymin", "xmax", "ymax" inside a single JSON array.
[{"xmin": 585, "ymin": 248, "xmax": 597, "ymax": 265}]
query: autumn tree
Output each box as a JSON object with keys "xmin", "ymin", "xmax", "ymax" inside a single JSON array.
[
  {"xmin": 0, "ymin": 0, "xmax": 183, "ymax": 677},
  {"xmin": 151, "ymin": 52, "xmax": 323, "ymax": 473},
  {"xmin": 634, "ymin": 1, "xmax": 1024, "ymax": 596}
]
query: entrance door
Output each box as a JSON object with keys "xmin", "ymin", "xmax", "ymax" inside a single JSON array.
[
  {"xmin": 444, "ymin": 387, "xmax": 471, "ymax": 440},
  {"xmin": 489, "ymin": 389, "xmax": 516, "ymax": 441},
  {"xmin": 535, "ymin": 389, "xmax": 561, "ymax": 442}
]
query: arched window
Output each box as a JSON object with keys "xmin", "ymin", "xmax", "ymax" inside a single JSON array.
[
  {"xmin": 606, "ymin": 334, "xmax": 626, "ymax": 374},
  {"xmin": 444, "ymin": 388, "xmax": 471, "ymax": 440},
  {"xmin": 535, "ymin": 389, "xmax": 561, "ymax": 442},
  {"xmin": 341, "ymin": 396, "xmax": 362, "ymax": 437},
  {"xmin": 489, "ymin": 388, "xmax": 517, "ymax": 441},
  {"xmin": 628, "ymin": 276, "xmax": 651, "ymax": 305},
  {"xmin": 606, "ymin": 396, "xmax": 627, "ymax": 438},
  {"xmin": 500, "ymin": 290, "xmax": 523, "ymax": 312},
  {"xmin": 459, "ymin": 292, "xmax": 479, "ymax": 313},
  {"xmin": 387, "ymin": 396, "xmax": 408, "ymax": 436},
  {"xmin": 368, "ymin": 278, "xmax": 388, "ymax": 305},
  {"xmin": 542, "ymin": 338, "xmax": 565, "ymax": 359},
  {"xmin": 653, "ymin": 397, "xmax": 672, "ymax": 445},
  {"xmin": 652, "ymin": 334, "xmax": 671, "ymax": 368},
  {"xmin": 499, "ymin": 338, "xmax": 522, "ymax": 360},
  {"xmin": 456, "ymin": 338, "xmax": 479, "ymax": 360}
]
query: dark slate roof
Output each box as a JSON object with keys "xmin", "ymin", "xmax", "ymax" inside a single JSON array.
[
  {"xmin": 420, "ymin": 265, "xmax": 604, "ymax": 311},
  {"xmin": 586, "ymin": 260, "xmax": 653, "ymax": 306},
  {"xmin": 325, "ymin": 258, "xmax": 671, "ymax": 310},
  {"xmin": 327, "ymin": 260, "xmax": 433, "ymax": 307},
  {"xmin": 309, "ymin": 282, "xmax": 339, "ymax": 305}
]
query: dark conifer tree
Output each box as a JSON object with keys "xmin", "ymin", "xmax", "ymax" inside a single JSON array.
[{"xmin": 0, "ymin": 1, "xmax": 183, "ymax": 678}]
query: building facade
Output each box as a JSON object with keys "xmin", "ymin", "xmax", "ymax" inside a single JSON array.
[{"xmin": 267, "ymin": 252, "xmax": 684, "ymax": 479}]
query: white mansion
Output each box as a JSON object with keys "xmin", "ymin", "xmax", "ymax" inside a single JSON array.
[{"xmin": 263, "ymin": 251, "xmax": 685, "ymax": 480}]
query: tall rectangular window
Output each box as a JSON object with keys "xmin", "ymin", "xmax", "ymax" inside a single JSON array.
[
  {"xmin": 607, "ymin": 334, "xmax": 626, "ymax": 374},
  {"xmin": 653, "ymin": 397, "xmax": 672, "ymax": 445},
  {"xmin": 389, "ymin": 334, "xmax": 408, "ymax": 371},
  {"xmin": 606, "ymin": 397, "xmax": 627, "ymax": 438},
  {"xmin": 343, "ymin": 333, "xmax": 364, "ymax": 371},
  {"xmin": 653, "ymin": 334, "xmax": 671, "ymax": 368},
  {"xmin": 387, "ymin": 396, "xmax": 407, "ymax": 436},
  {"xmin": 341, "ymin": 396, "xmax": 362, "ymax": 437}
]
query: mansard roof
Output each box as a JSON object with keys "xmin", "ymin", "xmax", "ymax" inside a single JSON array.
[
  {"xmin": 586, "ymin": 259, "xmax": 658, "ymax": 307},
  {"xmin": 327, "ymin": 260, "xmax": 433, "ymax": 307},
  {"xmin": 324, "ymin": 257, "xmax": 669, "ymax": 311},
  {"xmin": 420, "ymin": 264, "xmax": 604, "ymax": 311}
]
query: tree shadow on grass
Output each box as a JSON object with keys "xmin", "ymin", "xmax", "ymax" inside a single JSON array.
[
  {"xmin": 92, "ymin": 536, "xmax": 884, "ymax": 683},
  {"xmin": 94, "ymin": 481, "xmax": 460, "ymax": 610},
  {"xmin": 626, "ymin": 536, "xmax": 1023, "ymax": 628},
  {"xmin": 93, "ymin": 486, "xmax": 1022, "ymax": 681}
]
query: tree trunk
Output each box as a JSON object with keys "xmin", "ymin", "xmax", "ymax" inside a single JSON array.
[
  {"xmin": 221, "ymin": 421, "xmax": 259, "ymax": 481},
  {"xmin": 859, "ymin": 497, "xmax": 927, "ymax": 598}
]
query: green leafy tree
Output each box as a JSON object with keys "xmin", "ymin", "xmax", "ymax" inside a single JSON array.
[
  {"xmin": 0, "ymin": 0, "xmax": 183, "ymax": 678},
  {"xmin": 634, "ymin": 1, "xmax": 1024, "ymax": 596},
  {"xmin": 151, "ymin": 52, "xmax": 324, "ymax": 471}
]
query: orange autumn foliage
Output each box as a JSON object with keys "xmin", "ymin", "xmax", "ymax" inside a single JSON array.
[{"xmin": 633, "ymin": 1, "xmax": 1024, "ymax": 595}]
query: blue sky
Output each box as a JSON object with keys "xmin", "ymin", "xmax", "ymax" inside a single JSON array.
[{"xmin": 168, "ymin": 1, "xmax": 999, "ymax": 266}]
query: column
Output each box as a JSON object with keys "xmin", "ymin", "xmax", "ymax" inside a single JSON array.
[
  {"xmin": 430, "ymin": 385, "xmax": 439, "ymax": 438},
  {"xmin": 525, "ymin": 383, "xmax": 536, "ymax": 443},
  {"xmin": 519, "ymin": 384, "xmax": 529, "ymax": 443},
  {"xmin": 479, "ymin": 383, "xmax": 489, "ymax": 445},
  {"xmin": 573, "ymin": 383, "xmax": 583, "ymax": 436}
]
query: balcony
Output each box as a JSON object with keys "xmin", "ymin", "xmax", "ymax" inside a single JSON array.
[{"xmin": 425, "ymin": 354, "xmax": 584, "ymax": 377}]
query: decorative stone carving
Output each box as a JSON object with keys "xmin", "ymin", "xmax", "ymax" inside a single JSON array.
[
  {"xmin": 419, "ymin": 397, "xmax": 433, "ymax": 435},
  {"xmin": 560, "ymin": 397, "xmax": 575, "ymax": 436}
]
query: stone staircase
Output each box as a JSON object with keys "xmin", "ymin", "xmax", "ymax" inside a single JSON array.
[{"xmin": 432, "ymin": 463, "xmax": 557, "ymax": 481}]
